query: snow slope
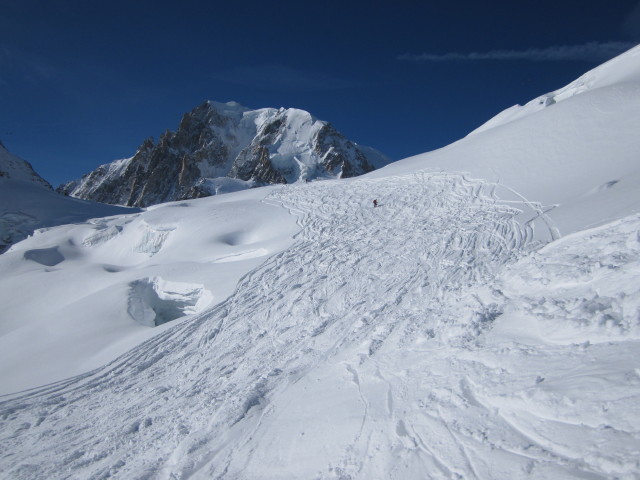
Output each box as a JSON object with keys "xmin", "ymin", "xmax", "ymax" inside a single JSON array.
[
  {"xmin": 1, "ymin": 47, "xmax": 640, "ymax": 479},
  {"xmin": 2, "ymin": 172, "xmax": 639, "ymax": 479},
  {"xmin": 0, "ymin": 188, "xmax": 298, "ymax": 394},
  {"xmin": 0, "ymin": 144, "xmax": 136, "ymax": 252},
  {"xmin": 0, "ymin": 142, "xmax": 51, "ymax": 187},
  {"xmin": 373, "ymin": 44, "xmax": 640, "ymax": 236},
  {"xmin": 470, "ymin": 44, "xmax": 640, "ymax": 135}
]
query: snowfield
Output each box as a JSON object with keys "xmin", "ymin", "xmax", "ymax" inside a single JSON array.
[
  {"xmin": 0, "ymin": 188, "xmax": 298, "ymax": 394},
  {"xmin": 1, "ymin": 46, "xmax": 640, "ymax": 479}
]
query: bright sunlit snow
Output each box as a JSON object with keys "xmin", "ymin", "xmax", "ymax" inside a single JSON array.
[
  {"xmin": 0, "ymin": 188, "xmax": 298, "ymax": 394},
  {"xmin": 1, "ymin": 46, "xmax": 640, "ymax": 479}
]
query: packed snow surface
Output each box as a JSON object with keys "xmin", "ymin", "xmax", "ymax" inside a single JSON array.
[
  {"xmin": 1, "ymin": 46, "xmax": 640, "ymax": 479},
  {"xmin": 2, "ymin": 171, "xmax": 639, "ymax": 478}
]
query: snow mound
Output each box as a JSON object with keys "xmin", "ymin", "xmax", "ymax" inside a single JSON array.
[
  {"xmin": 493, "ymin": 213, "xmax": 640, "ymax": 344},
  {"xmin": 127, "ymin": 277, "xmax": 212, "ymax": 327},
  {"xmin": 0, "ymin": 174, "xmax": 136, "ymax": 253}
]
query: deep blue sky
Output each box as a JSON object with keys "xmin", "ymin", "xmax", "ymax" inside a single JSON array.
[{"xmin": 1, "ymin": 0, "xmax": 639, "ymax": 186}]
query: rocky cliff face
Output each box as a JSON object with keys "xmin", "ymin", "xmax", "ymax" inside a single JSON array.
[{"xmin": 59, "ymin": 101, "xmax": 389, "ymax": 207}]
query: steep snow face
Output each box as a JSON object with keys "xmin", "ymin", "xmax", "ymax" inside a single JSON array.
[
  {"xmin": 59, "ymin": 101, "xmax": 389, "ymax": 207},
  {"xmin": 372, "ymin": 45, "xmax": 640, "ymax": 236},
  {"xmin": 0, "ymin": 145, "xmax": 136, "ymax": 253},
  {"xmin": 0, "ymin": 142, "xmax": 51, "ymax": 188},
  {"xmin": 470, "ymin": 44, "xmax": 640, "ymax": 135}
]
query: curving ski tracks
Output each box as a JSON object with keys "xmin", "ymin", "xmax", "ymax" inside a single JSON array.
[{"xmin": 2, "ymin": 171, "xmax": 638, "ymax": 479}]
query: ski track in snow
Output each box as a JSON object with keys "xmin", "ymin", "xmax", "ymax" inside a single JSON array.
[{"xmin": 1, "ymin": 172, "xmax": 639, "ymax": 479}]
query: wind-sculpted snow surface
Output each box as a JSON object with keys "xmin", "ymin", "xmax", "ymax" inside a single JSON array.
[{"xmin": 1, "ymin": 172, "xmax": 639, "ymax": 479}]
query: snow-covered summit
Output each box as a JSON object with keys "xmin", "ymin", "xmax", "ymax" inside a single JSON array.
[
  {"xmin": 59, "ymin": 101, "xmax": 390, "ymax": 207},
  {"xmin": 470, "ymin": 43, "xmax": 640, "ymax": 134},
  {"xmin": 206, "ymin": 100, "xmax": 251, "ymax": 118},
  {"xmin": 0, "ymin": 141, "xmax": 51, "ymax": 188}
]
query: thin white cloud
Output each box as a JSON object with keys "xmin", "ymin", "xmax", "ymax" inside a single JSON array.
[
  {"xmin": 398, "ymin": 41, "xmax": 638, "ymax": 63},
  {"xmin": 212, "ymin": 64, "xmax": 363, "ymax": 91}
]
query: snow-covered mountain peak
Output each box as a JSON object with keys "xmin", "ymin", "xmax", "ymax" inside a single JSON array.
[
  {"xmin": 207, "ymin": 99, "xmax": 250, "ymax": 115},
  {"xmin": 0, "ymin": 142, "xmax": 51, "ymax": 188},
  {"xmin": 59, "ymin": 102, "xmax": 389, "ymax": 207},
  {"xmin": 470, "ymin": 43, "xmax": 640, "ymax": 135}
]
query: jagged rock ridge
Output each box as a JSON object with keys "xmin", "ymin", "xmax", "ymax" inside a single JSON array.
[{"xmin": 59, "ymin": 101, "xmax": 389, "ymax": 207}]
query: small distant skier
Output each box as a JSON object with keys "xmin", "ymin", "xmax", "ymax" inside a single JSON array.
[{"xmin": 373, "ymin": 199, "xmax": 378, "ymax": 208}]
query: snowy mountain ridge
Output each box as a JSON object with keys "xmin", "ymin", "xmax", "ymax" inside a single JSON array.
[
  {"xmin": 0, "ymin": 143, "xmax": 136, "ymax": 253},
  {"xmin": 470, "ymin": 43, "xmax": 640, "ymax": 134},
  {"xmin": 376, "ymin": 44, "xmax": 640, "ymax": 237},
  {"xmin": 0, "ymin": 141, "xmax": 51, "ymax": 188},
  {"xmin": 2, "ymin": 47, "xmax": 640, "ymax": 479},
  {"xmin": 59, "ymin": 101, "xmax": 389, "ymax": 207}
]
